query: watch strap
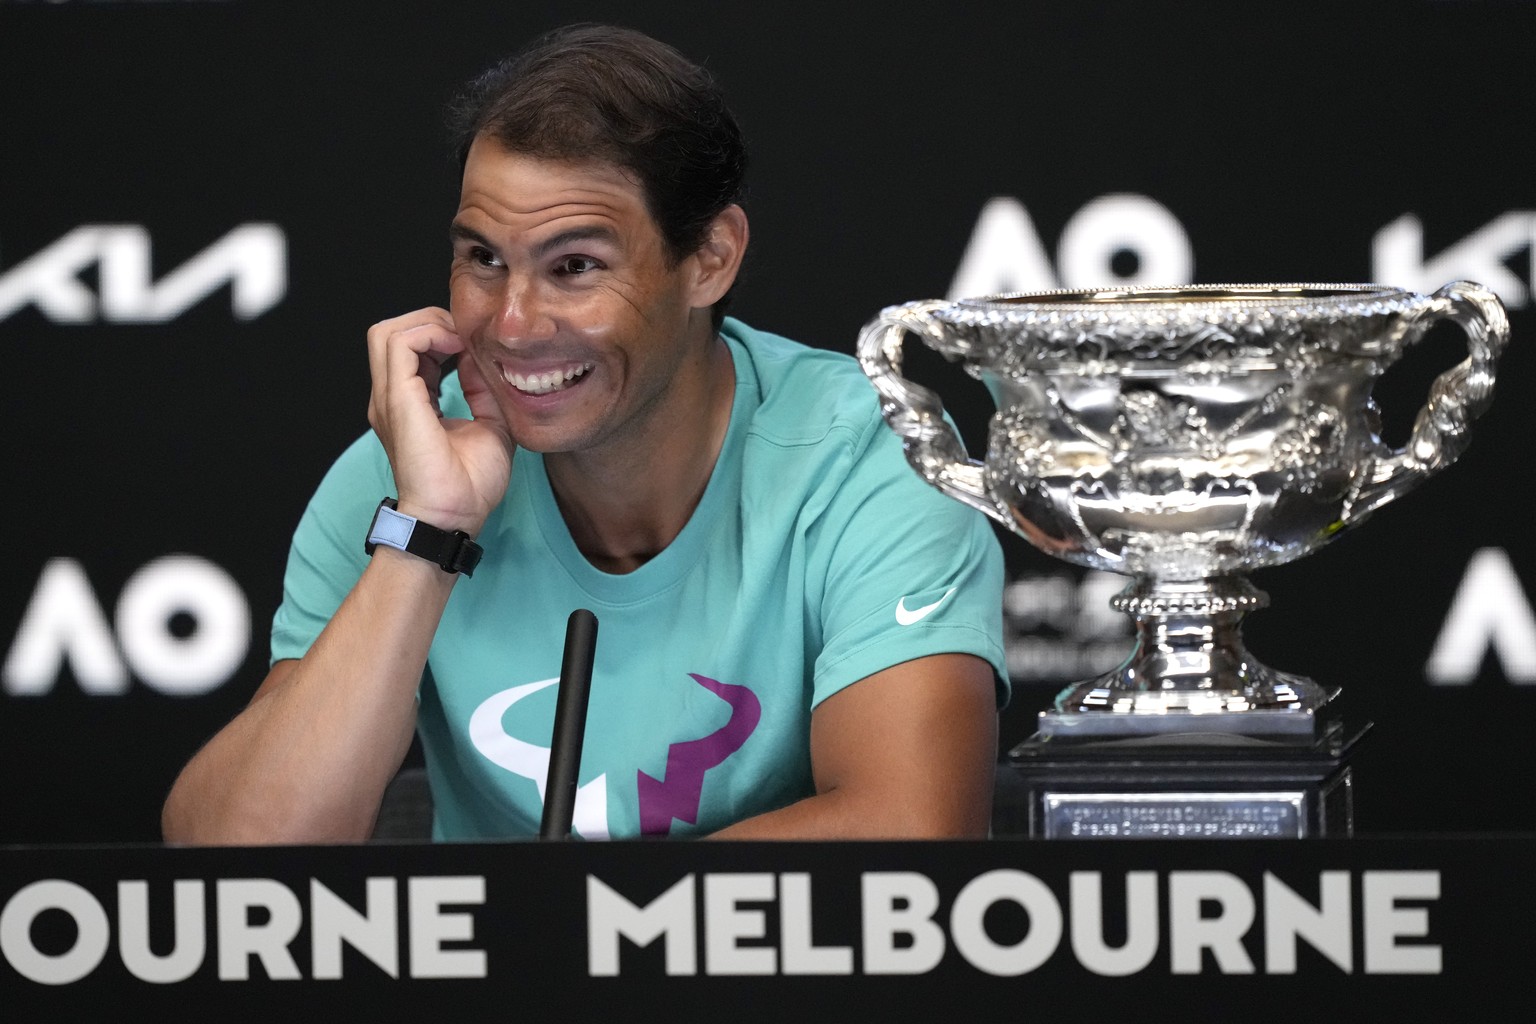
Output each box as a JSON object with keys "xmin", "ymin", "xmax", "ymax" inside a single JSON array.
[{"xmin": 365, "ymin": 497, "xmax": 483, "ymax": 576}]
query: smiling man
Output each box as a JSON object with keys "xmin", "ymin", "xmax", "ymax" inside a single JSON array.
[{"xmin": 162, "ymin": 24, "xmax": 1007, "ymax": 844}]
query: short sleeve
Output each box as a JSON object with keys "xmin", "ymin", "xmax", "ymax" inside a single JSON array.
[
  {"xmin": 811, "ymin": 414, "xmax": 1009, "ymax": 708},
  {"xmin": 269, "ymin": 431, "xmax": 396, "ymax": 664}
]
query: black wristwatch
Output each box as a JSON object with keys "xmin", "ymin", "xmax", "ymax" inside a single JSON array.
[{"xmin": 365, "ymin": 497, "xmax": 483, "ymax": 576}]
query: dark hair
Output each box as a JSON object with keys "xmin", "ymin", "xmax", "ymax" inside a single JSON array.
[{"xmin": 448, "ymin": 24, "xmax": 749, "ymax": 326}]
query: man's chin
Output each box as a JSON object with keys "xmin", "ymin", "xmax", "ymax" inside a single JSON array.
[{"xmin": 505, "ymin": 425, "xmax": 591, "ymax": 456}]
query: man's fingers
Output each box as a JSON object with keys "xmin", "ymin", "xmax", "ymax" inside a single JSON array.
[
  {"xmin": 378, "ymin": 322, "xmax": 465, "ymax": 385},
  {"xmin": 456, "ymin": 353, "xmax": 512, "ymax": 437},
  {"xmin": 366, "ymin": 307, "xmax": 461, "ymax": 373},
  {"xmin": 367, "ymin": 309, "xmax": 465, "ymax": 426},
  {"xmin": 369, "ymin": 305, "xmax": 455, "ymax": 339}
]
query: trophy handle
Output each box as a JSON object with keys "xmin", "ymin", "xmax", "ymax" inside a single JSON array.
[
  {"xmin": 1347, "ymin": 280, "xmax": 1510, "ymax": 522},
  {"xmin": 856, "ymin": 301, "xmax": 1006, "ymax": 523}
]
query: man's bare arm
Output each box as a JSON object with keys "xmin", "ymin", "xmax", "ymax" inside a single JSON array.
[
  {"xmin": 162, "ymin": 306, "xmax": 514, "ymax": 846},
  {"xmin": 161, "ymin": 549, "xmax": 457, "ymax": 844},
  {"xmin": 710, "ymin": 653, "xmax": 998, "ymax": 839}
]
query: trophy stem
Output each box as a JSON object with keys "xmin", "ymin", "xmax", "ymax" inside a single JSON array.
[{"xmin": 1039, "ymin": 575, "xmax": 1329, "ymax": 739}]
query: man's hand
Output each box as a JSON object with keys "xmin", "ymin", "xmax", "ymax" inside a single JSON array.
[{"xmin": 366, "ymin": 307, "xmax": 514, "ymax": 536}]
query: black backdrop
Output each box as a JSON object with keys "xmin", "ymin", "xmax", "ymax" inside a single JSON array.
[{"xmin": 2, "ymin": 0, "xmax": 1533, "ymax": 844}]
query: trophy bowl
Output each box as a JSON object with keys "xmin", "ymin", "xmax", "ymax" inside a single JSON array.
[{"xmin": 859, "ymin": 282, "xmax": 1509, "ymax": 739}]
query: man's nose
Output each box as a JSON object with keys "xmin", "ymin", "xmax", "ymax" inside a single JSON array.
[{"xmin": 492, "ymin": 277, "xmax": 557, "ymax": 341}]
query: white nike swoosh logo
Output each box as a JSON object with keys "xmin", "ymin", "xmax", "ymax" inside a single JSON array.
[{"xmin": 895, "ymin": 587, "xmax": 957, "ymax": 626}]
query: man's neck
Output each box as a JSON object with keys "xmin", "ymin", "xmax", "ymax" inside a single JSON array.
[{"xmin": 545, "ymin": 334, "xmax": 736, "ymax": 574}]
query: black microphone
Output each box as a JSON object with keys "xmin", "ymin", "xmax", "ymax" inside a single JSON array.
[{"xmin": 540, "ymin": 609, "xmax": 598, "ymax": 841}]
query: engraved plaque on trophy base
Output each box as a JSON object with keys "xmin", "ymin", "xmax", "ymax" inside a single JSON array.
[{"xmin": 993, "ymin": 715, "xmax": 1370, "ymax": 839}]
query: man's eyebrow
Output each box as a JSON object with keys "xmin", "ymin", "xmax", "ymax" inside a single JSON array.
[
  {"xmin": 449, "ymin": 222, "xmax": 492, "ymax": 248},
  {"xmin": 448, "ymin": 222, "xmax": 620, "ymax": 256},
  {"xmin": 530, "ymin": 226, "xmax": 620, "ymax": 258}
]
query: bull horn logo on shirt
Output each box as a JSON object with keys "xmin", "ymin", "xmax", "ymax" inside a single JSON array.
[
  {"xmin": 469, "ymin": 672, "xmax": 760, "ymax": 838},
  {"xmin": 637, "ymin": 673, "xmax": 761, "ymax": 836},
  {"xmin": 468, "ymin": 678, "xmax": 611, "ymax": 838}
]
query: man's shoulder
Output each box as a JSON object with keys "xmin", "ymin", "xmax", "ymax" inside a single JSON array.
[
  {"xmin": 722, "ymin": 318, "xmax": 881, "ymax": 447},
  {"xmin": 722, "ymin": 316, "xmax": 862, "ymax": 380}
]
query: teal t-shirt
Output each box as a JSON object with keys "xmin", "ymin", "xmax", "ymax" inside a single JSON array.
[{"xmin": 271, "ymin": 319, "xmax": 1007, "ymax": 840}]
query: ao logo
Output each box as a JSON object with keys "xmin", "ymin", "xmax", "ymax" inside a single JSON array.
[
  {"xmin": 0, "ymin": 224, "xmax": 286, "ymax": 324},
  {"xmin": 3, "ymin": 556, "xmax": 250, "ymax": 697},
  {"xmin": 949, "ymin": 194, "xmax": 1193, "ymax": 298},
  {"xmin": 952, "ymin": 200, "xmax": 1536, "ymax": 314}
]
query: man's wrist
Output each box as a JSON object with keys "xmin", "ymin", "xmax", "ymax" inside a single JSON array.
[
  {"xmin": 365, "ymin": 498, "xmax": 484, "ymax": 576},
  {"xmin": 392, "ymin": 497, "xmax": 485, "ymax": 538}
]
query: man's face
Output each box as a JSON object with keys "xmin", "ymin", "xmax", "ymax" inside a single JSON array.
[{"xmin": 449, "ymin": 138, "xmax": 712, "ymax": 457}]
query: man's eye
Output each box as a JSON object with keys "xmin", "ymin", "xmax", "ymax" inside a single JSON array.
[
  {"xmin": 472, "ymin": 247, "xmax": 503, "ymax": 268},
  {"xmin": 554, "ymin": 255, "xmax": 600, "ymax": 276}
]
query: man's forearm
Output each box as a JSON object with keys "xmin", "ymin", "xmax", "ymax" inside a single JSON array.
[
  {"xmin": 161, "ymin": 548, "xmax": 458, "ymax": 845},
  {"xmin": 709, "ymin": 780, "xmax": 993, "ymax": 840}
]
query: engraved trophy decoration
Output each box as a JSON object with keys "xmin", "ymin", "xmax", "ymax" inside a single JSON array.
[{"xmin": 859, "ymin": 282, "xmax": 1509, "ymax": 838}]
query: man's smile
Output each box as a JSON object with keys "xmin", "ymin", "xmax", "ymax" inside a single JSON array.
[{"xmin": 499, "ymin": 360, "xmax": 596, "ymax": 396}]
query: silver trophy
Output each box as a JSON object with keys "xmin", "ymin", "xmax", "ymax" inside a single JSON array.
[{"xmin": 858, "ymin": 282, "xmax": 1510, "ymax": 749}]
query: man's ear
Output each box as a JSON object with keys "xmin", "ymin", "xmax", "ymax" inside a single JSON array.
[{"xmin": 686, "ymin": 204, "xmax": 749, "ymax": 309}]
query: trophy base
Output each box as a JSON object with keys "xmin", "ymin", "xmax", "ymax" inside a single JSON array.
[
  {"xmin": 1035, "ymin": 704, "xmax": 1324, "ymax": 738},
  {"xmin": 994, "ymin": 715, "xmax": 1370, "ymax": 839}
]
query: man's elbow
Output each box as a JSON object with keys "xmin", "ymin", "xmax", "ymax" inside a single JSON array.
[
  {"xmin": 161, "ymin": 780, "xmax": 375, "ymax": 847},
  {"xmin": 848, "ymin": 785, "xmax": 992, "ymax": 840},
  {"xmin": 900, "ymin": 804, "xmax": 992, "ymax": 840}
]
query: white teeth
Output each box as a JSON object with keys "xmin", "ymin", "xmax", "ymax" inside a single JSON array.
[{"xmin": 503, "ymin": 363, "xmax": 593, "ymax": 395}]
